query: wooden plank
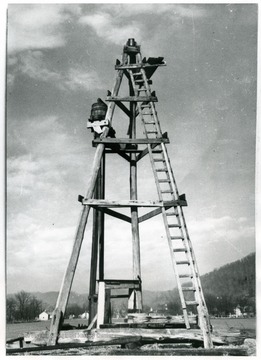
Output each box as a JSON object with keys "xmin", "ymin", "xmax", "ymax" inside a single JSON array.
[
  {"xmin": 88, "ymin": 181, "xmax": 99, "ymax": 324},
  {"xmin": 87, "ymin": 314, "xmax": 97, "ymax": 331},
  {"xmin": 6, "ymin": 336, "xmax": 143, "ymax": 355},
  {"xmin": 115, "ymin": 63, "xmax": 166, "ymax": 70},
  {"xmin": 83, "ymin": 199, "xmax": 164, "ymax": 207},
  {"xmin": 23, "ymin": 327, "xmax": 236, "ymax": 347},
  {"xmin": 7, "ymin": 346, "xmax": 247, "ymax": 356},
  {"xmin": 97, "ymin": 282, "xmax": 105, "ymax": 329},
  {"xmin": 92, "ymin": 328, "xmax": 226, "ymax": 345},
  {"xmin": 103, "ymin": 348, "xmax": 248, "ymax": 356},
  {"xmin": 105, "ymin": 149, "xmax": 143, "ymax": 154},
  {"xmin": 104, "ymin": 289, "xmax": 111, "ymax": 324},
  {"xmin": 106, "ymin": 96, "xmax": 157, "ymax": 102},
  {"xmin": 98, "ymin": 154, "xmax": 105, "ymax": 280},
  {"xmin": 96, "ymin": 207, "xmax": 131, "ymax": 223},
  {"xmin": 6, "ymin": 336, "xmax": 24, "ymax": 344},
  {"xmin": 110, "ymin": 294, "xmax": 129, "ymax": 299},
  {"xmin": 83, "ymin": 199, "xmax": 185, "ymax": 208},
  {"xmin": 129, "ymin": 81, "xmax": 142, "ymax": 312},
  {"xmin": 93, "ymin": 137, "xmax": 169, "ymax": 145},
  {"xmin": 105, "ymin": 284, "xmax": 140, "ymax": 290}
]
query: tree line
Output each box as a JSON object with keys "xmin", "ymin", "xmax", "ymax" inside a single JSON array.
[
  {"xmin": 6, "ymin": 291, "xmax": 89, "ymax": 323},
  {"xmin": 6, "ymin": 291, "xmax": 44, "ymax": 323}
]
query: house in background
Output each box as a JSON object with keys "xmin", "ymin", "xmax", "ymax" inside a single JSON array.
[
  {"xmin": 79, "ymin": 311, "xmax": 89, "ymax": 320},
  {"xmin": 39, "ymin": 311, "xmax": 50, "ymax": 321},
  {"xmin": 235, "ymin": 305, "xmax": 242, "ymax": 318}
]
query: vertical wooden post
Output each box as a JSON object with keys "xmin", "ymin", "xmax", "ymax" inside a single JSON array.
[
  {"xmin": 98, "ymin": 153, "xmax": 105, "ymax": 281},
  {"xmin": 96, "ymin": 281, "xmax": 105, "ymax": 329},
  {"xmin": 129, "ymin": 52, "xmax": 142, "ymax": 312},
  {"xmin": 88, "ymin": 180, "xmax": 99, "ymax": 325},
  {"xmin": 104, "ymin": 289, "xmax": 111, "ymax": 324},
  {"xmin": 88, "ymin": 153, "xmax": 105, "ymax": 326}
]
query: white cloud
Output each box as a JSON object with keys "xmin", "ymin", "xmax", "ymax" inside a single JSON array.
[
  {"xmin": 99, "ymin": 4, "xmax": 207, "ymax": 18},
  {"xmin": 62, "ymin": 68, "xmax": 103, "ymax": 91},
  {"xmin": 18, "ymin": 50, "xmax": 61, "ymax": 83},
  {"xmin": 8, "ymin": 4, "xmax": 81, "ymax": 53},
  {"xmin": 189, "ymin": 215, "xmax": 254, "ymax": 243},
  {"xmin": 79, "ymin": 12, "xmax": 142, "ymax": 45},
  {"xmin": 8, "ymin": 50, "xmax": 103, "ymax": 92}
]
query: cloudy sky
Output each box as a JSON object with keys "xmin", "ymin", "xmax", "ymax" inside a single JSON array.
[{"xmin": 6, "ymin": 3, "xmax": 257, "ymax": 294}]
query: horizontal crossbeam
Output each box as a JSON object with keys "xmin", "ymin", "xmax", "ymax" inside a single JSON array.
[
  {"xmin": 82, "ymin": 199, "xmax": 187, "ymax": 208},
  {"xmin": 115, "ymin": 63, "xmax": 166, "ymax": 70},
  {"xmin": 93, "ymin": 137, "xmax": 169, "ymax": 145},
  {"xmin": 101, "ymin": 279, "xmax": 141, "ymax": 290},
  {"xmin": 106, "ymin": 96, "xmax": 158, "ymax": 102}
]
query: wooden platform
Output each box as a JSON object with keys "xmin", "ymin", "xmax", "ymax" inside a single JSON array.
[
  {"xmin": 6, "ymin": 326, "xmax": 250, "ymax": 356},
  {"xmin": 22, "ymin": 327, "xmax": 235, "ymax": 347}
]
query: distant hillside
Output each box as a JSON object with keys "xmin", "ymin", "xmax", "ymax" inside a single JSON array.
[
  {"xmin": 142, "ymin": 252, "xmax": 255, "ymax": 315},
  {"xmin": 201, "ymin": 252, "xmax": 255, "ymax": 298},
  {"xmin": 200, "ymin": 252, "xmax": 255, "ymax": 315},
  {"xmin": 7, "ymin": 252, "xmax": 255, "ymax": 317}
]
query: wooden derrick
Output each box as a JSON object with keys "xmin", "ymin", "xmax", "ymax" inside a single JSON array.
[{"xmin": 32, "ymin": 38, "xmax": 215, "ymax": 350}]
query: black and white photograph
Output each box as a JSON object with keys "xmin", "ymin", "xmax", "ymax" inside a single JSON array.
[{"xmin": 4, "ymin": 2, "xmax": 258, "ymax": 356}]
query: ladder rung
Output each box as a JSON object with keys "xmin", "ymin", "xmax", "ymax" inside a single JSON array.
[
  {"xmin": 154, "ymin": 159, "xmax": 164, "ymax": 162},
  {"xmin": 182, "ymin": 287, "xmax": 195, "ymax": 291},
  {"xmin": 146, "ymin": 131, "xmax": 157, "ymax": 134},
  {"xmin": 168, "ymin": 224, "xmax": 181, "ymax": 228},
  {"xmin": 171, "ymin": 236, "xmax": 184, "ymax": 240},
  {"xmin": 185, "ymin": 301, "xmax": 198, "ymax": 306},
  {"xmin": 158, "ymin": 179, "xmax": 170, "ymax": 183},
  {"xmin": 156, "ymin": 168, "xmax": 167, "ymax": 172},
  {"xmin": 138, "ymin": 88, "xmax": 146, "ymax": 91},
  {"xmin": 133, "ymin": 72, "xmax": 142, "ymax": 76},
  {"xmin": 161, "ymin": 190, "xmax": 173, "ymax": 193},
  {"xmin": 152, "ymin": 150, "xmax": 162, "ymax": 153},
  {"xmin": 141, "ymin": 104, "xmax": 150, "ymax": 108},
  {"xmin": 179, "ymin": 274, "xmax": 192, "ymax": 278},
  {"xmin": 166, "ymin": 212, "xmax": 176, "ymax": 215},
  {"xmin": 173, "ymin": 247, "xmax": 187, "ymax": 252},
  {"xmin": 176, "ymin": 261, "xmax": 190, "ymax": 265}
]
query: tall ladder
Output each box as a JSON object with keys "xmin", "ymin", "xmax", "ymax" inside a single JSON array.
[{"xmin": 127, "ymin": 52, "xmax": 213, "ymax": 349}]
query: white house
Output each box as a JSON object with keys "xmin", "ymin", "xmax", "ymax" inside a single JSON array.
[
  {"xmin": 39, "ymin": 311, "xmax": 50, "ymax": 321},
  {"xmin": 79, "ymin": 311, "xmax": 89, "ymax": 320},
  {"xmin": 235, "ymin": 306, "xmax": 242, "ymax": 318}
]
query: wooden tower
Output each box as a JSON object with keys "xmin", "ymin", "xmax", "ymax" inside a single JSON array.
[{"xmin": 48, "ymin": 38, "xmax": 213, "ymax": 349}]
